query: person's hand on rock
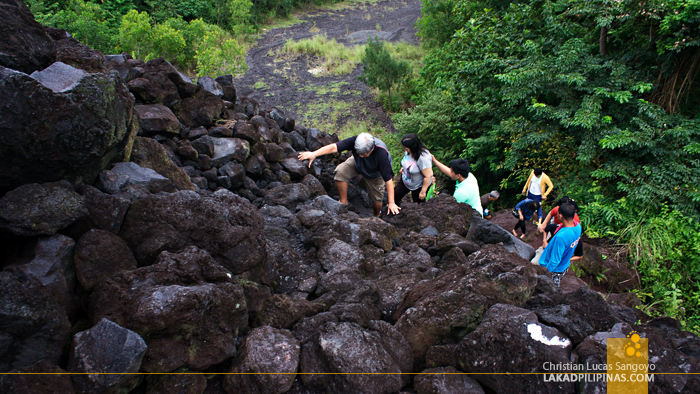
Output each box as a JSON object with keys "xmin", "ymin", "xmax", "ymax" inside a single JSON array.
[
  {"xmin": 387, "ymin": 202, "xmax": 401, "ymax": 215},
  {"xmin": 298, "ymin": 151, "xmax": 316, "ymax": 167}
]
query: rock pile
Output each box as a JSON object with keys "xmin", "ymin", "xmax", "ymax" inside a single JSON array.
[{"xmin": 1, "ymin": 3, "xmax": 699, "ymax": 394}]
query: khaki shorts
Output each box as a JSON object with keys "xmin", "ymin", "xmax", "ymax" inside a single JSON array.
[{"xmin": 334, "ymin": 156, "xmax": 386, "ymax": 203}]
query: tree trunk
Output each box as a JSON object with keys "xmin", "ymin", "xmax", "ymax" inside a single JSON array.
[{"xmin": 600, "ymin": 26, "xmax": 608, "ymax": 56}]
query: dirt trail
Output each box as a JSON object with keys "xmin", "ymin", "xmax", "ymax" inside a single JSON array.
[{"xmin": 234, "ymin": 0, "xmax": 422, "ymax": 134}]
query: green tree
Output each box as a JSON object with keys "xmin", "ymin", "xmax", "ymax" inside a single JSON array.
[
  {"xmin": 358, "ymin": 37, "xmax": 410, "ymax": 111},
  {"xmin": 194, "ymin": 28, "xmax": 247, "ymax": 77},
  {"xmin": 117, "ymin": 10, "xmax": 153, "ymax": 60}
]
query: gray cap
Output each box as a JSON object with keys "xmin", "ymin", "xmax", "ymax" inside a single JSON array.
[{"xmin": 490, "ymin": 190, "xmax": 500, "ymax": 198}]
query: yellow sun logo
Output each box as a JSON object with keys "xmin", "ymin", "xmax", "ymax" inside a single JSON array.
[{"xmin": 624, "ymin": 331, "xmax": 643, "ymax": 357}]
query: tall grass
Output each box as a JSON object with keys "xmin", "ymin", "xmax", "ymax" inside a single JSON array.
[{"xmin": 282, "ymin": 34, "xmax": 365, "ymax": 75}]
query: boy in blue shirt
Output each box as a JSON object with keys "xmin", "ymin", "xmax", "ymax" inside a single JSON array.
[{"xmin": 539, "ymin": 203, "xmax": 581, "ymax": 287}]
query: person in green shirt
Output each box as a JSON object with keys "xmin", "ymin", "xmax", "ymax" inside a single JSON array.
[{"xmin": 431, "ymin": 155, "xmax": 483, "ymax": 216}]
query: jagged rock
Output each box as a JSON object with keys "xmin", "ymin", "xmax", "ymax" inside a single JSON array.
[
  {"xmin": 301, "ymin": 174, "xmax": 326, "ymax": 198},
  {"xmin": 381, "ymin": 194, "xmax": 473, "ymax": 237},
  {"xmin": 283, "ymin": 117, "xmax": 295, "ymax": 133},
  {"xmin": 263, "ymin": 143, "xmax": 286, "ymax": 163},
  {"xmin": 436, "ymin": 233, "xmax": 480, "ymax": 256},
  {"xmin": 240, "ymin": 97, "xmax": 259, "ymax": 118},
  {"xmin": 197, "ymin": 76, "xmax": 224, "ymax": 97},
  {"xmin": 279, "ymin": 157, "xmax": 309, "ymax": 181},
  {"xmin": 264, "ymin": 183, "xmax": 311, "ymax": 210},
  {"xmin": 75, "ymin": 229, "xmax": 138, "ymax": 290},
  {"xmin": 316, "ymin": 266, "xmax": 363, "ymax": 296},
  {"xmin": 270, "ymin": 108, "xmax": 285, "ymax": 128},
  {"xmin": 135, "ymin": 104, "xmax": 181, "ymax": 136},
  {"xmin": 78, "ymin": 186, "xmax": 130, "ymax": 234},
  {"xmin": 3, "ymin": 234, "xmax": 77, "ymax": 319},
  {"xmin": 0, "ymin": 270, "xmax": 71, "ymax": 372},
  {"xmin": 300, "ymin": 321, "xmax": 412, "ymax": 394},
  {"xmin": 329, "ymin": 281, "xmax": 382, "ymax": 327},
  {"xmin": 90, "ymin": 247, "xmax": 248, "ymax": 372},
  {"xmin": 293, "ymin": 312, "xmax": 339, "ymax": 344},
  {"xmin": 0, "ymin": 360, "xmax": 75, "ymax": 394},
  {"xmin": 30, "ymin": 61, "xmax": 89, "ymax": 92},
  {"xmin": 233, "ymin": 120, "xmax": 261, "ymax": 143},
  {"xmin": 425, "ymin": 344, "xmax": 459, "ymax": 369},
  {"xmin": 0, "ymin": 65, "xmax": 137, "ymax": 193},
  {"xmin": 394, "ymin": 244, "xmax": 538, "ymax": 367},
  {"xmin": 145, "ymin": 372, "xmax": 207, "ymax": 394},
  {"xmin": 357, "ymin": 216, "xmax": 397, "ymax": 252},
  {"xmin": 466, "ymin": 216, "xmax": 535, "ymax": 261},
  {"xmin": 219, "ymin": 162, "xmax": 246, "ymax": 190},
  {"xmin": 311, "ymin": 195, "xmax": 346, "ymax": 214},
  {"xmin": 215, "ymin": 75, "xmax": 237, "ymax": 102},
  {"xmin": 68, "ymin": 318, "xmax": 147, "ymax": 394},
  {"xmin": 130, "ymin": 137, "xmax": 196, "ymax": 191},
  {"xmin": 529, "ymin": 287, "xmax": 622, "ymax": 345},
  {"xmin": 0, "ymin": 0, "xmax": 54, "ymax": 74},
  {"xmin": 108, "ymin": 162, "xmax": 175, "ymax": 193},
  {"xmin": 0, "ymin": 180, "xmax": 88, "ymax": 237},
  {"xmin": 128, "ymin": 74, "xmax": 180, "ymax": 107},
  {"xmin": 119, "ymin": 189, "xmax": 266, "ymax": 271},
  {"xmin": 178, "ymin": 87, "xmax": 224, "ymax": 128},
  {"xmin": 305, "ymin": 128, "xmax": 337, "ymax": 152},
  {"xmin": 573, "ymin": 322, "xmax": 633, "ymax": 394},
  {"xmin": 456, "ymin": 304, "xmax": 573, "ymax": 394},
  {"xmin": 289, "ymin": 131, "xmax": 307, "ymax": 151},
  {"xmin": 192, "ymin": 136, "xmax": 250, "ymax": 167},
  {"xmin": 223, "ymin": 326, "xmax": 300, "ymax": 394},
  {"xmin": 52, "ymin": 33, "xmax": 106, "ymax": 73},
  {"xmin": 177, "ymin": 139, "xmax": 199, "ymax": 161},
  {"xmin": 140, "ymin": 57, "xmax": 197, "ymax": 99},
  {"xmin": 255, "ymin": 294, "xmax": 324, "ymax": 329},
  {"xmin": 414, "ymin": 366, "xmax": 485, "ymax": 394},
  {"xmin": 317, "ymin": 238, "xmax": 363, "ymax": 272}
]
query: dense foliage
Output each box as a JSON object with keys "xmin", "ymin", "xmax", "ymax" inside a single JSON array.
[
  {"xmin": 358, "ymin": 37, "xmax": 411, "ymax": 111},
  {"xmin": 398, "ymin": 0, "xmax": 700, "ymax": 331}
]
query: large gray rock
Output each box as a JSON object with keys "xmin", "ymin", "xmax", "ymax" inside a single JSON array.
[
  {"xmin": 192, "ymin": 136, "xmax": 250, "ymax": 167},
  {"xmin": 0, "ymin": 181, "xmax": 88, "ymax": 237},
  {"xmin": 254, "ymin": 294, "xmax": 324, "ymax": 329},
  {"xmin": 394, "ymin": 244, "xmax": 538, "ymax": 367},
  {"xmin": 381, "ymin": 194, "xmax": 473, "ymax": 237},
  {"xmin": 219, "ymin": 161, "xmax": 246, "ymax": 190},
  {"xmin": 0, "ymin": 271, "xmax": 71, "ymax": 372},
  {"xmin": 90, "ymin": 247, "xmax": 248, "ymax": 372},
  {"xmin": 264, "ymin": 183, "xmax": 311, "ymax": 210},
  {"xmin": 197, "ymin": 76, "xmax": 224, "ymax": 97},
  {"xmin": 279, "ymin": 157, "xmax": 308, "ymax": 180},
  {"xmin": 223, "ymin": 326, "xmax": 300, "ymax": 394},
  {"xmin": 0, "ymin": 64, "xmax": 137, "ymax": 194},
  {"xmin": 466, "ymin": 216, "xmax": 535, "ymax": 260},
  {"xmin": 317, "ymin": 238, "xmax": 363, "ymax": 272},
  {"xmin": 108, "ymin": 162, "xmax": 175, "ymax": 193},
  {"xmin": 0, "ymin": 0, "xmax": 55, "ymax": 74},
  {"xmin": 135, "ymin": 104, "xmax": 181, "ymax": 136},
  {"xmin": 305, "ymin": 128, "xmax": 337, "ymax": 152},
  {"xmin": 300, "ymin": 320, "xmax": 412, "ymax": 394},
  {"xmin": 68, "ymin": 318, "xmax": 147, "ymax": 394},
  {"xmin": 80, "ymin": 185, "xmax": 131, "ymax": 234},
  {"xmin": 3, "ymin": 234, "xmax": 77, "ymax": 318},
  {"xmin": 178, "ymin": 87, "xmax": 224, "ymax": 128},
  {"xmin": 118, "ymin": 189, "xmax": 266, "ymax": 271},
  {"xmin": 456, "ymin": 304, "xmax": 574, "ymax": 394},
  {"xmin": 130, "ymin": 136, "xmax": 196, "ymax": 191},
  {"xmin": 74, "ymin": 229, "xmax": 138, "ymax": 290},
  {"xmin": 29, "ymin": 61, "xmax": 89, "ymax": 92}
]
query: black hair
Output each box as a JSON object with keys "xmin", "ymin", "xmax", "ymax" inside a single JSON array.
[
  {"xmin": 401, "ymin": 134, "xmax": 428, "ymax": 161},
  {"xmin": 559, "ymin": 203, "xmax": 576, "ymax": 220},
  {"xmin": 527, "ymin": 200, "xmax": 541, "ymax": 213},
  {"xmin": 557, "ymin": 196, "xmax": 578, "ymax": 212},
  {"xmin": 534, "ymin": 168, "xmax": 543, "ymax": 176},
  {"xmin": 449, "ymin": 159, "xmax": 470, "ymax": 178}
]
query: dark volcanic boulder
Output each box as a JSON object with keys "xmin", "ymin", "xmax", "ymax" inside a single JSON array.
[
  {"xmin": 300, "ymin": 320, "xmax": 412, "ymax": 394},
  {"xmin": 135, "ymin": 104, "xmax": 181, "ymax": 136},
  {"xmin": 90, "ymin": 247, "xmax": 249, "ymax": 372},
  {"xmin": 130, "ymin": 137, "xmax": 196, "ymax": 191},
  {"xmin": 305, "ymin": 128, "xmax": 337, "ymax": 152},
  {"xmin": 107, "ymin": 162, "xmax": 175, "ymax": 193},
  {"xmin": 0, "ymin": 361, "xmax": 75, "ymax": 394},
  {"xmin": 0, "ymin": 271, "xmax": 71, "ymax": 372},
  {"xmin": 302, "ymin": 174, "xmax": 326, "ymax": 198},
  {"xmin": 414, "ymin": 367, "xmax": 485, "ymax": 394},
  {"xmin": 68, "ymin": 318, "xmax": 147, "ymax": 394},
  {"xmin": 178, "ymin": 87, "xmax": 224, "ymax": 128},
  {"xmin": 255, "ymin": 294, "xmax": 325, "ymax": 329},
  {"xmin": 467, "ymin": 216, "xmax": 535, "ymax": 261},
  {"xmin": 530, "ymin": 286, "xmax": 622, "ymax": 345},
  {"xmin": 223, "ymin": 326, "xmax": 300, "ymax": 394},
  {"xmin": 215, "ymin": 75, "xmax": 237, "ymax": 102},
  {"xmin": 127, "ymin": 74, "xmax": 180, "ymax": 107},
  {"xmin": 0, "ymin": 181, "xmax": 88, "ymax": 237},
  {"xmin": 456, "ymin": 304, "xmax": 574, "ymax": 394},
  {"xmin": 0, "ymin": 0, "xmax": 54, "ymax": 74},
  {"xmin": 0, "ymin": 63, "xmax": 137, "ymax": 193},
  {"xmin": 74, "ymin": 229, "xmax": 138, "ymax": 290},
  {"xmin": 394, "ymin": 244, "xmax": 538, "ymax": 366},
  {"xmin": 79, "ymin": 186, "xmax": 130, "ymax": 234},
  {"xmin": 264, "ymin": 183, "xmax": 311, "ymax": 210},
  {"xmin": 279, "ymin": 157, "xmax": 309, "ymax": 180},
  {"xmin": 3, "ymin": 234, "xmax": 78, "ymax": 319},
  {"xmin": 381, "ymin": 194, "xmax": 473, "ymax": 236},
  {"xmin": 119, "ymin": 189, "xmax": 266, "ymax": 271},
  {"xmin": 53, "ymin": 34, "xmax": 106, "ymax": 73}
]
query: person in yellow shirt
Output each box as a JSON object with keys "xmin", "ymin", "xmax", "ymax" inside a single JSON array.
[{"xmin": 521, "ymin": 168, "xmax": 553, "ymax": 219}]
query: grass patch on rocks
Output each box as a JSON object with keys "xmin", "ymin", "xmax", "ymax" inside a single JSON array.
[{"xmin": 281, "ymin": 34, "xmax": 365, "ymax": 76}]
